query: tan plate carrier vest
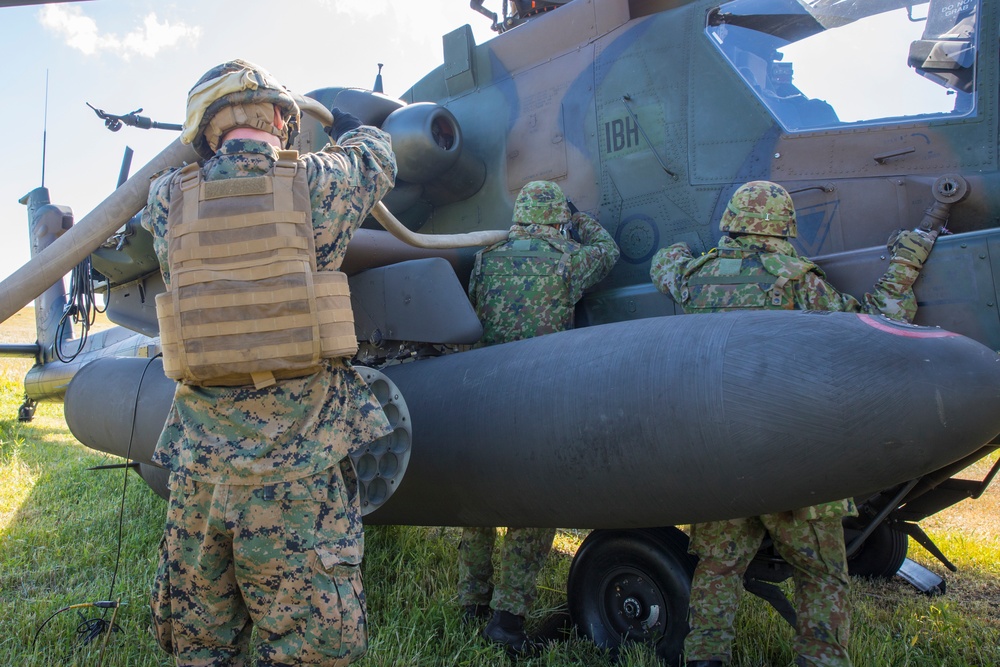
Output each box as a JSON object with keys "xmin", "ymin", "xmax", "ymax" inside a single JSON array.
[{"xmin": 155, "ymin": 150, "xmax": 358, "ymax": 389}]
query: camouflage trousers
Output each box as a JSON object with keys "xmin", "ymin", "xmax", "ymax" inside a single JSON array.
[
  {"xmin": 457, "ymin": 526, "xmax": 556, "ymax": 617},
  {"xmin": 685, "ymin": 514, "xmax": 852, "ymax": 667},
  {"xmin": 151, "ymin": 463, "xmax": 367, "ymax": 666}
]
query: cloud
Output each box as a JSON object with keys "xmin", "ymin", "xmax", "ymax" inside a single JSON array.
[
  {"xmin": 318, "ymin": 0, "xmax": 388, "ymax": 18},
  {"xmin": 39, "ymin": 5, "xmax": 201, "ymax": 59}
]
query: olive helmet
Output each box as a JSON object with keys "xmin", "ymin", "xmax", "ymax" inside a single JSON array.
[
  {"xmin": 181, "ymin": 59, "xmax": 300, "ymax": 159},
  {"xmin": 719, "ymin": 180, "xmax": 797, "ymax": 238},
  {"xmin": 512, "ymin": 180, "xmax": 571, "ymax": 226}
]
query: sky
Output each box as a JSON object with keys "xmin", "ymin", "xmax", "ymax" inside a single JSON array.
[
  {"xmin": 0, "ymin": 0, "xmax": 498, "ymax": 284},
  {"xmin": 780, "ymin": 7, "xmax": 959, "ymax": 122}
]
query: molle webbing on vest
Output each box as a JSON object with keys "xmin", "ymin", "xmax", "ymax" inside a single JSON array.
[
  {"xmin": 156, "ymin": 150, "xmax": 357, "ymax": 389},
  {"xmin": 682, "ymin": 251, "xmax": 793, "ymax": 312},
  {"xmin": 473, "ymin": 241, "xmax": 574, "ymax": 344},
  {"xmin": 686, "ymin": 274, "xmax": 781, "ymax": 285},
  {"xmin": 478, "ymin": 247, "xmax": 570, "ymax": 277}
]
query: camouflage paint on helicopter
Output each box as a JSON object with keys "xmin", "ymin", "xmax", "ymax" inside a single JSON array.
[
  {"xmin": 3, "ymin": 0, "xmax": 1000, "ymax": 662},
  {"xmin": 392, "ymin": 0, "xmax": 997, "ymax": 342}
]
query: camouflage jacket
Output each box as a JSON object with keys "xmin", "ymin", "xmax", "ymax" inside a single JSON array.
[
  {"xmin": 141, "ymin": 129, "xmax": 397, "ymax": 484},
  {"xmin": 469, "ymin": 213, "xmax": 619, "ymax": 345},
  {"xmin": 650, "ymin": 235, "xmax": 922, "ymax": 323},
  {"xmin": 648, "ymin": 232, "xmax": 930, "ymax": 519}
]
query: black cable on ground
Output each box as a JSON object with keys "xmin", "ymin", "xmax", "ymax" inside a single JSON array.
[{"xmin": 31, "ymin": 355, "xmax": 157, "ymax": 657}]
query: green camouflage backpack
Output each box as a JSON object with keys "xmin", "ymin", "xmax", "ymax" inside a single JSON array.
[{"xmin": 472, "ymin": 236, "xmax": 577, "ymax": 345}]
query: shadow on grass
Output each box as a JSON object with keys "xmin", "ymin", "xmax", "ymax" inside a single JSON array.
[{"xmin": 0, "ymin": 403, "xmax": 170, "ymax": 667}]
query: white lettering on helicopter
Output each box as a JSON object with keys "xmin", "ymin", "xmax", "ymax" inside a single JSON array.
[{"xmin": 939, "ymin": 0, "xmax": 975, "ymax": 20}]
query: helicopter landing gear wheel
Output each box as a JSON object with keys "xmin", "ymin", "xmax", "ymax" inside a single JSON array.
[
  {"xmin": 17, "ymin": 396, "xmax": 36, "ymax": 422},
  {"xmin": 844, "ymin": 517, "xmax": 908, "ymax": 579},
  {"xmin": 567, "ymin": 527, "xmax": 696, "ymax": 663}
]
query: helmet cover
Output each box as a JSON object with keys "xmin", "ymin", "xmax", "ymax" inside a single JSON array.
[
  {"xmin": 512, "ymin": 180, "xmax": 571, "ymax": 226},
  {"xmin": 182, "ymin": 59, "xmax": 300, "ymax": 159},
  {"xmin": 719, "ymin": 180, "xmax": 797, "ymax": 238}
]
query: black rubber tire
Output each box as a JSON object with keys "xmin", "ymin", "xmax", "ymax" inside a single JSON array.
[
  {"xmin": 843, "ymin": 517, "xmax": 908, "ymax": 579},
  {"xmin": 567, "ymin": 527, "xmax": 696, "ymax": 664}
]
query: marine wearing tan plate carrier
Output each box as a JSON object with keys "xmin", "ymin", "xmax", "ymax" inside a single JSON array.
[{"xmin": 155, "ymin": 149, "xmax": 357, "ymax": 390}]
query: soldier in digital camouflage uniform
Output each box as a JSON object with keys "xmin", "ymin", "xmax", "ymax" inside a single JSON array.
[
  {"xmin": 460, "ymin": 180, "xmax": 619, "ymax": 655},
  {"xmin": 649, "ymin": 180, "xmax": 939, "ymax": 667},
  {"xmin": 141, "ymin": 60, "xmax": 396, "ymax": 666}
]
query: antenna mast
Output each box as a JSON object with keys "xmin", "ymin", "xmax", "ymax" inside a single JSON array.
[{"xmin": 41, "ymin": 69, "xmax": 49, "ymax": 187}]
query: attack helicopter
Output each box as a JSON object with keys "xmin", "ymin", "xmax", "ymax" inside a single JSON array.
[{"xmin": 3, "ymin": 0, "xmax": 1000, "ymax": 661}]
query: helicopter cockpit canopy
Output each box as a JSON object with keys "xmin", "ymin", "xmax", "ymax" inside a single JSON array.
[{"xmin": 706, "ymin": 0, "xmax": 978, "ymax": 132}]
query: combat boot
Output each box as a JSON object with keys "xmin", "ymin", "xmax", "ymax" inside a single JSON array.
[{"xmin": 483, "ymin": 609, "xmax": 540, "ymax": 658}]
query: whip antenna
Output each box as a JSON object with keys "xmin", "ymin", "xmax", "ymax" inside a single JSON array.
[{"xmin": 41, "ymin": 69, "xmax": 49, "ymax": 187}]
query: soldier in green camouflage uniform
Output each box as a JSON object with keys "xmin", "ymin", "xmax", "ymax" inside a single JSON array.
[
  {"xmin": 649, "ymin": 181, "xmax": 938, "ymax": 667},
  {"xmin": 460, "ymin": 180, "xmax": 619, "ymax": 655},
  {"xmin": 141, "ymin": 60, "xmax": 396, "ymax": 666}
]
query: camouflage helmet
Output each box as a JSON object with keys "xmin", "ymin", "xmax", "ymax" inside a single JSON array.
[
  {"xmin": 719, "ymin": 180, "xmax": 797, "ymax": 238},
  {"xmin": 512, "ymin": 180, "xmax": 571, "ymax": 226},
  {"xmin": 181, "ymin": 59, "xmax": 300, "ymax": 159}
]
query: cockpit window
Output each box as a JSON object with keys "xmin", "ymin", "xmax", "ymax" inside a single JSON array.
[{"xmin": 705, "ymin": 0, "xmax": 978, "ymax": 132}]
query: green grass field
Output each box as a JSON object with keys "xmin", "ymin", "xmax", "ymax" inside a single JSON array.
[{"xmin": 1, "ymin": 308, "xmax": 999, "ymax": 666}]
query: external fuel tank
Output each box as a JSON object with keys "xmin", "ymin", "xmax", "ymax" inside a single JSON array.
[
  {"xmin": 372, "ymin": 310, "xmax": 1000, "ymax": 527},
  {"xmin": 64, "ymin": 310, "xmax": 1000, "ymax": 528}
]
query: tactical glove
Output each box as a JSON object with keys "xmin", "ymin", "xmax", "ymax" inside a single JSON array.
[
  {"xmin": 887, "ymin": 229, "xmax": 935, "ymax": 269},
  {"xmin": 327, "ymin": 107, "xmax": 363, "ymax": 139}
]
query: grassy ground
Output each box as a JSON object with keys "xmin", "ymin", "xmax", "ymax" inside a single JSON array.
[{"xmin": 1, "ymin": 308, "xmax": 999, "ymax": 666}]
